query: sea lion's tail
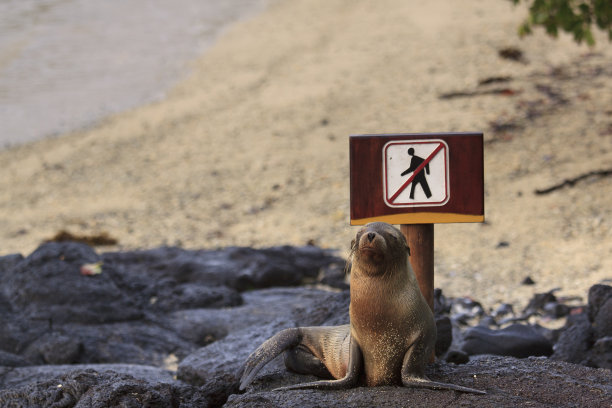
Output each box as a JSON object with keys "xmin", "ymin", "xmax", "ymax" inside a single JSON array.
[{"xmin": 238, "ymin": 328, "xmax": 301, "ymax": 390}]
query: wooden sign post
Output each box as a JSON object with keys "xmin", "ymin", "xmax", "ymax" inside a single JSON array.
[{"xmin": 350, "ymin": 133, "xmax": 484, "ymax": 313}]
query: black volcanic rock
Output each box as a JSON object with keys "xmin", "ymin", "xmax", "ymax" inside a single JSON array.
[
  {"xmin": 0, "ymin": 242, "xmax": 345, "ymax": 367},
  {"xmin": 226, "ymin": 356, "xmax": 612, "ymax": 408},
  {"xmin": 101, "ymin": 244, "xmax": 345, "ymax": 293},
  {"xmin": 0, "ymin": 368, "xmax": 209, "ymax": 408},
  {"xmin": 589, "ymin": 284, "xmax": 612, "ymax": 338},
  {"xmin": 552, "ymin": 284, "xmax": 612, "ymax": 369},
  {"xmin": 1, "ymin": 241, "xmax": 611, "ymax": 407},
  {"xmin": 461, "ymin": 324, "xmax": 553, "ymax": 358},
  {"xmin": 3, "ymin": 242, "xmax": 143, "ymax": 325}
]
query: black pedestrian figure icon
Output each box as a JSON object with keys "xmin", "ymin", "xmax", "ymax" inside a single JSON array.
[{"xmin": 400, "ymin": 148, "xmax": 432, "ymax": 199}]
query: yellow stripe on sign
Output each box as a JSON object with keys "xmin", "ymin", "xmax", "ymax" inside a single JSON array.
[{"xmin": 350, "ymin": 213, "xmax": 485, "ymax": 225}]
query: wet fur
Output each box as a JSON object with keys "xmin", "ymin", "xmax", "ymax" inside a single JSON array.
[{"xmin": 239, "ymin": 222, "xmax": 485, "ymax": 394}]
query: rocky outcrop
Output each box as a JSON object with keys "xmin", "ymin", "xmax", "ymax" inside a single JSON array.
[
  {"xmin": 226, "ymin": 356, "xmax": 612, "ymax": 407},
  {"xmin": 0, "ymin": 242, "xmax": 611, "ymax": 407},
  {"xmin": 551, "ymin": 284, "xmax": 612, "ymax": 369},
  {"xmin": 0, "ymin": 367, "xmax": 209, "ymax": 408},
  {"xmin": 461, "ymin": 324, "xmax": 553, "ymax": 358},
  {"xmin": 0, "ymin": 242, "xmax": 344, "ymax": 368}
]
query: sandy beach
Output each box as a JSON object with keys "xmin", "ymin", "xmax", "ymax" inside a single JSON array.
[{"xmin": 1, "ymin": 0, "xmax": 611, "ymax": 310}]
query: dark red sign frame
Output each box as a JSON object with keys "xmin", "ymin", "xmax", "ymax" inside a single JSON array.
[{"xmin": 350, "ymin": 132, "xmax": 484, "ymax": 225}]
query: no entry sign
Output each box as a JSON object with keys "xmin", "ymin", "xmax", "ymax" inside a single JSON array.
[
  {"xmin": 383, "ymin": 139, "xmax": 450, "ymax": 207},
  {"xmin": 350, "ymin": 133, "xmax": 484, "ymax": 225}
]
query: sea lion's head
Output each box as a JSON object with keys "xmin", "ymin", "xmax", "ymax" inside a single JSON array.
[{"xmin": 350, "ymin": 222, "xmax": 409, "ymax": 276}]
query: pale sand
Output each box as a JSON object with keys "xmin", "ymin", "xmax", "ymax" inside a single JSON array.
[{"xmin": 1, "ymin": 0, "xmax": 611, "ymax": 310}]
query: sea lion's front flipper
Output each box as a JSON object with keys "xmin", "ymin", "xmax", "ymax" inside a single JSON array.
[
  {"xmin": 239, "ymin": 328, "xmax": 301, "ymax": 390},
  {"xmin": 402, "ymin": 376, "xmax": 486, "ymax": 394},
  {"xmin": 400, "ymin": 341, "xmax": 486, "ymax": 394},
  {"xmin": 273, "ymin": 334, "xmax": 362, "ymax": 391}
]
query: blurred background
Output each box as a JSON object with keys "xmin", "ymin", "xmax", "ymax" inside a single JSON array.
[
  {"xmin": 0, "ymin": 0, "xmax": 266, "ymax": 147},
  {"xmin": 0, "ymin": 0, "xmax": 611, "ymax": 308}
]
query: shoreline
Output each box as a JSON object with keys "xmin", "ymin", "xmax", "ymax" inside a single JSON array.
[{"xmin": 0, "ymin": 0, "xmax": 267, "ymax": 149}]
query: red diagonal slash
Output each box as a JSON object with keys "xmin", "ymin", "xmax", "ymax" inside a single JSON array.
[{"xmin": 389, "ymin": 143, "xmax": 444, "ymax": 203}]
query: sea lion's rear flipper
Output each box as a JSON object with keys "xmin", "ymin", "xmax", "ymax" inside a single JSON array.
[
  {"xmin": 273, "ymin": 335, "xmax": 362, "ymax": 391},
  {"xmin": 239, "ymin": 328, "xmax": 301, "ymax": 390},
  {"xmin": 402, "ymin": 376, "xmax": 486, "ymax": 395}
]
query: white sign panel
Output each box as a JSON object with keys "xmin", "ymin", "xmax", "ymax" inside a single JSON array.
[{"xmin": 382, "ymin": 139, "xmax": 450, "ymax": 208}]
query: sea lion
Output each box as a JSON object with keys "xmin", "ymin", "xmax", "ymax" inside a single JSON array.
[{"xmin": 239, "ymin": 222, "xmax": 484, "ymax": 394}]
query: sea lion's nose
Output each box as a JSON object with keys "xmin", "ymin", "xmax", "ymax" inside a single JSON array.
[{"xmin": 367, "ymin": 232, "xmax": 376, "ymax": 242}]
